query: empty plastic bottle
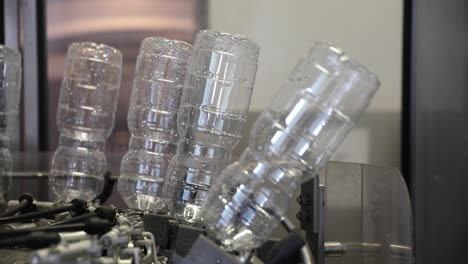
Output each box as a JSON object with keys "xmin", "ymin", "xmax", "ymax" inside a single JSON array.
[
  {"xmin": 49, "ymin": 42, "xmax": 122, "ymax": 202},
  {"xmin": 117, "ymin": 37, "xmax": 192, "ymax": 211},
  {"xmin": 202, "ymin": 42, "xmax": 380, "ymax": 252},
  {"xmin": 162, "ymin": 30, "xmax": 260, "ymax": 222},
  {"xmin": 0, "ymin": 45, "xmax": 21, "ymax": 200}
]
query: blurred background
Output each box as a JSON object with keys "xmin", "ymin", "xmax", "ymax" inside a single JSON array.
[
  {"xmin": 45, "ymin": 0, "xmax": 206, "ymax": 172},
  {"xmin": 45, "ymin": 0, "xmax": 403, "ymax": 172}
]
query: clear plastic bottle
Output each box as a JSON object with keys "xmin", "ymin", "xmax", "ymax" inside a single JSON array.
[
  {"xmin": 117, "ymin": 37, "xmax": 192, "ymax": 211},
  {"xmin": 162, "ymin": 30, "xmax": 260, "ymax": 222},
  {"xmin": 0, "ymin": 45, "xmax": 21, "ymax": 200},
  {"xmin": 202, "ymin": 42, "xmax": 380, "ymax": 252},
  {"xmin": 49, "ymin": 42, "xmax": 122, "ymax": 202}
]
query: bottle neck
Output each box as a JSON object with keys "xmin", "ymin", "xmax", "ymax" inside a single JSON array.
[
  {"xmin": 58, "ymin": 135, "xmax": 105, "ymax": 151},
  {"xmin": 178, "ymin": 141, "xmax": 232, "ymax": 162},
  {"xmin": 128, "ymin": 136, "xmax": 177, "ymax": 154}
]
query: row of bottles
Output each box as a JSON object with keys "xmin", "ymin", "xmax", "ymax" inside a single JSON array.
[
  {"xmin": 48, "ymin": 30, "xmax": 261, "ymax": 222},
  {"xmin": 2, "ymin": 30, "xmax": 378, "ymax": 252},
  {"xmin": 202, "ymin": 43, "xmax": 379, "ymax": 251}
]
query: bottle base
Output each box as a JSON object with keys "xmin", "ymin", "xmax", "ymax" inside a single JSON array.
[
  {"xmin": 49, "ymin": 173, "xmax": 104, "ymax": 202},
  {"xmin": 117, "ymin": 177, "xmax": 166, "ymax": 212}
]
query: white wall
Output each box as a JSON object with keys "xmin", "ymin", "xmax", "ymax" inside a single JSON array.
[{"xmin": 209, "ymin": 0, "xmax": 403, "ymax": 168}]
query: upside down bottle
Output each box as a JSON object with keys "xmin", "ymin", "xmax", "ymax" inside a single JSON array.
[
  {"xmin": 202, "ymin": 42, "xmax": 380, "ymax": 252},
  {"xmin": 117, "ymin": 37, "xmax": 192, "ymax": 211},
  {"xmin": 162, "ymin": 30, "xmax": 260, "ymax": 222},
  {"xmin": 49, "ymin": 42, "xmax": 122, "ymax": 202},
  {"xmin": 0, "ymin": 45, "xmax": 21, "ymax": 201}
]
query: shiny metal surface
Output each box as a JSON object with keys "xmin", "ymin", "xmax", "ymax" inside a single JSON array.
[
  {"xmin": 324, "ymin": 242, "xmax": 344, "ymax": 257},
  {"xmin": 59, "ymin": 231, "xmax": 90, "ymax": 243},
  {"xmin": 323, "ymin": 161, "xmax": 413, "ymax": 264}
]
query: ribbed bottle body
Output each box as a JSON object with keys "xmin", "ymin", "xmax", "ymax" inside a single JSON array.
[
  {"xmin": 49, "ymin": 136, "xmax": 107, "ymax": 202},
  {"xmin": 50, "ymin": 42, "xmax": 122, "ymax": 202},
  {"xmin": 163, "ymin": 30, "xmax": 259, "ymax": 222},
  {"xmin": 117, "ymin": 38, "xmax": 192, "ymax": 211},
  {"xmin": 0, "ymin": 45, "xmax": 20, "ymax": 199},
  {"xmin": 0, "ymin": 136, "xmax": 12, "ymax": 200},
  {"xmin": 203, "ymin": 42, "xmax": 380, "ymax": 251},
  {"xmin": 56, "ymin": 42, "xmax": 122, "ymax": 142}
]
